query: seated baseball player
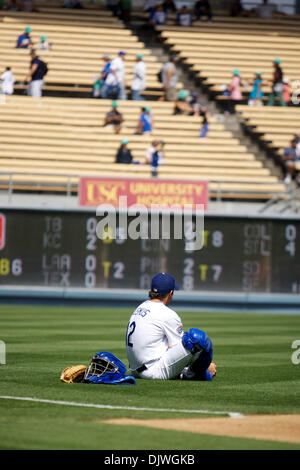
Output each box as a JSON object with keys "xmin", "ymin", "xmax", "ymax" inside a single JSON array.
[{"xmin": 126, "ymin": 272, "xmax": 216, "ymax": 381}]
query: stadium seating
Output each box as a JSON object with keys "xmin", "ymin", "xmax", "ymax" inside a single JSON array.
[
  {"xmin": 0, "ymin": 7, "xmax": 175, "ymax": 98},
  {"xmin": 156, "ymin": 15, "xmax": 300, "ymax": 103},
  {"xmin": 152, "ymin": 12, "xmax": 300, "ymax": 187},
  {"xmin": 236, "ymin": 104, "xmax": 300, "ymax": 170},
  {"xmin": 0, "ymin": 6, "xmax": 290, "ymax": 200},
  {"xmin": 0, "ymin": 95, "xmax": 285, "ymax": 199}
]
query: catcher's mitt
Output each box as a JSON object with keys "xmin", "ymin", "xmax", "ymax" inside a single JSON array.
[{"xmin": 60, "ymin": 364, "xmax": 87, "ymax": 383}]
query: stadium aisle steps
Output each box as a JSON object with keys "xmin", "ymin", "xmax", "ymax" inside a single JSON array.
[{"xmin": 0, "ymin": 96, "xmax": 286, "ymax": 199}]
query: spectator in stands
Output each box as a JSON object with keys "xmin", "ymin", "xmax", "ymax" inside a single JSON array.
[
  {"xmin": 105, "ymin": 51, "xmax": 127, "ymax": 100},
  {"xmin": 104, "ymin": 100, "xmax": 124, "ymax": 134},
  {"xmin": 189, "ymin": 91, "xmax": 200, "ymax": 111},
  {"xmin": 115, "ymin": 139, "xmax": 133, "ymax": 164},
  {"xmin": 161, "ymin": 54, "xmax": 178, "ymax": 101},
  {"xmin": 227, "ymin": 69, "xmax": 242, "ymax": 114},
  {"xmin": 26, "ymin": 49, "xmax": 47, "ymax": 98},
  {"xmin": 230, "ymin": 0, "xmax": 250, "ymax": 17},
  {"xmin": 280, "ymin": 138, "xmax": 300, "ymax": 184},
  {"xmin": 135, "ymin": 106, "xmax": 154, "ymax": 134},
  {"xmin": 99, "ymin": 54, "xmax": 112, "ymax": 98},
  {"xmin": 37, "ymin": 35, "xmax": 51, "ymax": 50},
  {"xmin": 145, "ymin": 139, "xmax": 165, "ymax": 177},
  {"xmin": 294, "ymin": 135, "xmax": 300, "ymax": 157},
  {"xmin": 16, "ymin": 26, "xmax": 33, "ymax": 48},
  {"xmin": 173, "ymin": 89, "xmax": 194, "ymax": 115},
  {"xmin": 120, "ymin": 0, "xmax": 132, "ymax": 25},
  {"xmin": 199, "ymin": 108, "xmax": 209, "ymax": 138},
  {"xmin": 194, "ymin": 0, "xmax": 212, "ymax": 22},
  {"xmin": 163, "ymin": 0, "xmax": 176, "ymax": 14},
  {"xmin": 149, "ymin": 4, "xmax": 167, "ymax": 26},
  {"xmin": 221, "ymin": 83, "xmax": 230, "ymax": 98},
  {"xmin": 176, "ymin": 5, "xmax": 193, "ymax": 26},
  {"xmin": 131, "ymin": 53, "xmax": 146, "ymax": 101},
  {"xmin": 248, "ymin": 72, "xmax": 264, "ymax": 106},
  {"xmin": 267, "ymin": 58, "xmax": 286, "ymax": 106},
  {"xmin": 0, "ymin": 66, "xmax": 15, "ymax": 95},
  {"xmin": 282, "ymin": 77, "xmax": 291, "ymax": 105},
  {"xmin": 189, "ymin": 91, "xmax": 207, "ymax": 113},
  {"xmin": 255, "ymin": 0, "xmax": 277, "ymax": 19},
  {"xmin": 189, "ymin": 94, "xmax": 210, "ymax": 138}
]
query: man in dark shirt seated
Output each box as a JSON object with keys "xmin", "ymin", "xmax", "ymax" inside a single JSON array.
[
  {"xmin": 16, "ymin": 26, "xmax": 33, "ymax": 48},
  {"xmin": 280, "ymin": 138, "xmax": 300, "ymax": 184},
  {"xmin": 104, "ymin": 100, "xmax": 124, "ymax": 134},
  {"xmin": 115, "ymin": 139, "xmax": 133, "ymax": 164},
  {"xmin": 173, "ymin": 90, "xmax": 194, "ymax": 115}
]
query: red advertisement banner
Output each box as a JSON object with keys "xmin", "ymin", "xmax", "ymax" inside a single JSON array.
[{"xmin": 79, "ymin": 177, "xmax": 208, "ymax": 209}]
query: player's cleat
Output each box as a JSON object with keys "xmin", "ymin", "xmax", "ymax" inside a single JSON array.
[
  {"xmin": 179, "ymin": 366, "xmax": 195, "ymax": 380},
  {"xmin": 179, "ymin": 361, "xmax": 216, "ymax": 381},
  {"xmin": 179, "ymin": 366, "xmax": 214, "ymax": 381},
  {"xmin": 182, "ymin": 328, "xmax": 212, "ymax": 355}
]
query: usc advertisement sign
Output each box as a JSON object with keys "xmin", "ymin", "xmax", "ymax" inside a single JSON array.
[{"xmin": 79, "ymin": 177, "xmax": 208, "ymax": 209}]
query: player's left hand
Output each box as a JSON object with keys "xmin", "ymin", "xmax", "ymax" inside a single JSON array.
[{"xmin": 208, "ymin": 362, "xmax": 217, "ymax": 376}]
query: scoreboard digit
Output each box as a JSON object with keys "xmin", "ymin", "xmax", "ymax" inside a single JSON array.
[{"xmin": 272, "ymin": 221, "xmax": 300, "ymax": 293}]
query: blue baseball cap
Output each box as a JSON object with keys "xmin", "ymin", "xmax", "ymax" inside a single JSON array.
[{"xmin": 151, "ymin": 273, "xmax": 179, "ymax": 293}]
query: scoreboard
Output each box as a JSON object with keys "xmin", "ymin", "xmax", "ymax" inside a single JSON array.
[{"xmin": 0, "ymin": 209, "xmax": 300, "ymax": 294}]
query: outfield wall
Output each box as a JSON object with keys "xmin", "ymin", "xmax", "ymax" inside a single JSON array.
[
  {"xmin": 0, "ymin": 205, "xmax": 299, "ymax": 309},
  {"xmin": 0, "ymin": 285, "xmax": 300, "ymax": 312}
]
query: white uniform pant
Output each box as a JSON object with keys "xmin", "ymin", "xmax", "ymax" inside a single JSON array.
[
  {"xmin": 133, "ymin": 341, "xmax": 199, "ymax": 380},
  {"xmin": 27, "ymin": 79, "xmax": 44, "ymax": 98}
]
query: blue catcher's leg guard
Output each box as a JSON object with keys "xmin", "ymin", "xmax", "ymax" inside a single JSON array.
[
  {"xmin": 180, "ymin": 330, "xmax": 214, "ymax": 381},
  {"xmin": 182, "ymin": 328, "xmax": 211, "ymax": 355},
  {"xmin": 189, "ymin": 345, "xmax": 213, "ymax": 380}
]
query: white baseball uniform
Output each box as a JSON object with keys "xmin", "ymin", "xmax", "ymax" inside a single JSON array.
[{"xmin": 126, "ymin": 299, "xmax": 193, "ymax": 380}]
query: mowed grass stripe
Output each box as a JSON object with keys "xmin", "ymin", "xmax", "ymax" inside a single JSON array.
[{"xmin": 0, "ymin": 305, "xmax": 300, "ymax": 449}]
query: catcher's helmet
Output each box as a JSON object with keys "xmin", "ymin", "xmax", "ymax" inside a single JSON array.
[
  {"xmin": 83, "ymin": 351, "xmax": 136, "ymax": 385},
  {"xmin": 182, "ymin": 328, "xmax": 212, "ymax": 355}
]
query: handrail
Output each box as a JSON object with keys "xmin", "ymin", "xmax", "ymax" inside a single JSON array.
[{"xmin": 0, "ymin": 170, "xmax": 288, "ymax": 203}]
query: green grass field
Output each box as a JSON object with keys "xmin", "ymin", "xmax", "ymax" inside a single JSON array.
[{"xmin": 0, "ymin": 304, "xmax": 300, "ymax": 450}]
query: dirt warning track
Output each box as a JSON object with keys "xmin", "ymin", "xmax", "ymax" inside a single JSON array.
[{"xmin": 104, "ymin": 414, "xmax": 300, "ymax": 444}]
